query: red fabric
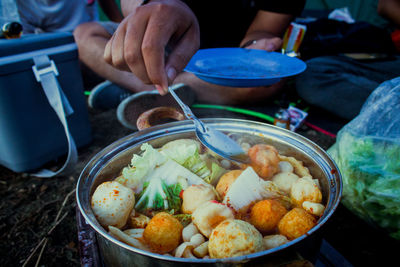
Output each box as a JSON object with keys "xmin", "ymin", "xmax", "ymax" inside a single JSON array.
[{"xmin": 392, "ymin": 29, "xmax": 400, "ymax": 52}]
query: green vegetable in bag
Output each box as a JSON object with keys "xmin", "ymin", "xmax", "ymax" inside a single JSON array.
[{"xmin": 328, "ymin": 77, "xmax": 400, "ymax": 239}]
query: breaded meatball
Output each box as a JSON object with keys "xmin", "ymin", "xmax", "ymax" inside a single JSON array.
[
  {"xmin": 182, "ymin": 184, "xmax": 216, "ymax": 214},
  {"xmin": 216, "ymin": 170, "xmax": 243, "ymax": 199},
  {"xmin": 192, "ymin": 201, "xmax": 234, "ymax": 237},
  {"xmin": 290, "ymin": 178, "xmax": 322, "ymax": 207},
  {"xmin": 209, "ymin": 219, "xmax": 263, "ymax": 258},
  {"xmin": 143, "ymin": 212, "xmax": 183, "ymax": 253},
  {"xmin": 91, "ymin": 181, "xmax": 135, "ymax": 228},
  {"xmin": 250, "ymin": 199, "xmax": 288, "ymax": 233},
  {"xmin": 248, "ymin": 144, "xmax": 280, "ymax": 179},
  {"xmin": 278, "ymin": 208, "xmax": 317, "ymax": 240}
]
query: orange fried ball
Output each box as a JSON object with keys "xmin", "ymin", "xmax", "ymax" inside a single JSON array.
[
  {"xmin": 250, "ymin": 199, "xmax": 288, "ymax": 233},
  {"xmin": 278, "ymin": 208, "xmax": 317, "ymax": 240},
  {"xmin": 216, "ymin": 170, "xmax": 243, "ymax": 199},
  {"xmin": 143, "ymin": 212, "xmax": 183, "ymax": 253},
  {"xmin": 248, "ymin": 144, "xmax": 280, "ymax": 179}
]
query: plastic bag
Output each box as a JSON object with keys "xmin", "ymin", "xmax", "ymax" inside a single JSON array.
[{"xmin": 328, "ymin": 77, "xmax": 400, "ymax": 239}]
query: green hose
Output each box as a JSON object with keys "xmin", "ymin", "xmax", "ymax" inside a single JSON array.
[{"xmin": 191, "ymin": 104, "xmax": 275, "ymax": 123}]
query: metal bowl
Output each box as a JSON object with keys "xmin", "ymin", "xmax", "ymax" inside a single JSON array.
[{"xmin": 76, "ymin": 118, "xmax": 342, "ymax": 266}]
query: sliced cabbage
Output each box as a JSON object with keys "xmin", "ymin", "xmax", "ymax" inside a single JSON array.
[
  {"xmin": 133, "ymin": 158, "xmax": 209, "ymax": 214},
  {"xmin": 223, "ymin": 167, "xmax": 286, "ymax": 211},
  {"xmin": 146, "ymin": 159, "xmax": 207, "ymax": 188},
  {"xmin": 204, "ymin": 161, "xmax": 227, "ymax": 185},
  {"xmin": 117, "ymin": 143, "xmax": 207, "ymax": 193},
  {"xmin": 159, "ymin": 139, "xmax": 201, "ymax": 164},
  {"xmin": 135, "ymin": 176, "xmax": 182, "ymax": 214},
  {"xmin": 117, "ymin": 143, "xmax": 167, "ymax": 193},
  {"xmin": 159, "ymin": 139, "xmax": 227, "ymax": 184}
]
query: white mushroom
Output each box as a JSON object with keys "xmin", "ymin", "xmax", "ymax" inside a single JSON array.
[
  {"xmin": 182, "ymin": 223, "xmax": 200, "ymax": 242},
  {"xmin": 123, "ymin": 228, "xmax": 144, "ymax": 239},
  {"xmin": 190, "ymin": 233, "xmax": 206, "ymax": 247},
  {"xmin": 109, "ymin": 226, "xmax": 149, "ymax": 251},
  {"xmin": 193, "ymin": 241, "xmax": 209, "ymax": 258},
  {"xmin": 174, "ymin": 242, "xmax": 195, "ymax": 258}
]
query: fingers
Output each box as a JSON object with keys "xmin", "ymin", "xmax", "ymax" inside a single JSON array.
[
  {"xmin": 103, "ymin": 20, "xmax": 131, "ymax": 72},
  {"xmin": 266, "ymin": 37, "xmax": 283, "ymax": 51},
  {"xmin": 103, "ymin": 0, "xmax": 200, "ymax": 95},
  {"xmin": 141, "ymin": 17, "xmax": 170, "ymax": 93},
  {"xmin": 103, "ymin": 37, "xmax": 112, "ymax": 64},
  {"xmin": 141, "ymin": 3, "xmax": 199, "ymax": 93},
  {"xmin": 104, "ymin": 10, "xmax": 152, "ymax": 83},
  {"xmin": 110, "ymin": 22, "xmax": 130, "ymax": 71},
  {"xmin": 124, "ymin": 13, "xmax": 151, "ymax": 84},
  {"xmin": 245, "ymin": 37, "xmax": 283, "ymax": 51},
  {"xmin": 165, "ymin": 24, "xmax": 200, "ymax": 85}
]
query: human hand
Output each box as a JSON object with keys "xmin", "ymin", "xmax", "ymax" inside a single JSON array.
[
  {"xmin": 104, "ymin": 0, "xmax": 200, "ymax": 95},
  {"xmin": 241, "ymin": 36, "xmax": 283, "ymax": 51}
]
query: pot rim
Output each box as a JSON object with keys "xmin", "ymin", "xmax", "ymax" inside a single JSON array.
[{"xmin": 76, "ymin": 118, "xmax": 342, "ymax": 263}]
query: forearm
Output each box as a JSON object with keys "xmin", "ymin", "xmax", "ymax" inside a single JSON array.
[
  {"xmin": 378, "ymin": 0, "xmax": 400, "ymax": 27},
  {"xmin": 98, "ymin": 0, "xmax": 123, "ymax": 22}
]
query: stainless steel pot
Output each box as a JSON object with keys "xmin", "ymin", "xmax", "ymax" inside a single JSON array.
[{"xmin": 76, "ymin": 118, "xmax": 342, "ymax": 267}]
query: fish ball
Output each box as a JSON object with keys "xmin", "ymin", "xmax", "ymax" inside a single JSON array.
[
  {"xmin": 182, "ymin": 184, "xmax": 217, "ymax": 214},
  {"xmin": 216, "ymin": 170, "xmax": 243, "ymax": 199},
  {"xmin": 291, "ymin": 178, "xmax": 322, "ymax": 207},
  {"xmin": 192, "ymin": 201, "xmax": 234, "ymax": 238},
  {"xmin": 272, "ymin": 172, "xmax": 300, "ymax": 195},
  {"xmin": 279, "ymin": 161, "xmax": 294, "ymax": 173},
  {"xmin": 209, "ymin": 219, "xmax": 263, "ymax": 258},
  {"xmin": 91, "ymin": 181, "xmax": 135, "ymax": 229},
  {"xmin": 248, "ymin": 144, "xmax": 280, "ymax": 179}
]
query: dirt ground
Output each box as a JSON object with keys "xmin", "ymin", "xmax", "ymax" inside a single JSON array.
[
  {"xmin": 0, "ymin": 108, "xmax": 132, "ymax": 267},
  {"xmin": 0, "ymin": 86, "xmax": 399, "ymax": 267}
]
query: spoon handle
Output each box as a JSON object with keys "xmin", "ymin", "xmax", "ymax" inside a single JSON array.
[{"xmin": 168, "ymin": 87, "xmax": 207, "ymax": 133}]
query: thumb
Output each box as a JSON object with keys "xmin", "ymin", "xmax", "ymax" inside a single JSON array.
[{"xmin": 265, "ymin": 37, "xmax": 283, "ymax": 51}]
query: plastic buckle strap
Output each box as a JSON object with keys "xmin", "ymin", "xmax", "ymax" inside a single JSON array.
[
  {"xmin": 32, "ymin": 60, "xmax": 59, "ymax": 82},
  {"xmin": 30, "ymin": 55, "xmax": 78, "ymax": 178},
  {"xmin": 32, "ymin": 57, "xmax": 73, "ymax": 116}
]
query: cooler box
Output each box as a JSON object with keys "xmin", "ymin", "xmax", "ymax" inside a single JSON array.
[{"xmin": 0, "ymin": 32, "xmax": 92, "ymax": 173}]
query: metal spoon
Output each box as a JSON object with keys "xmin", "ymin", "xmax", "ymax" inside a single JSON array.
[{"xmin": 168, "ymin": 86, "xmax": 249, "ymax": 163}]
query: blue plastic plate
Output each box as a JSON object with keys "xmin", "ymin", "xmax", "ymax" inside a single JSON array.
[{"xmin": 184, "ymin": 48, "xmax": 307, "ymax": 87}]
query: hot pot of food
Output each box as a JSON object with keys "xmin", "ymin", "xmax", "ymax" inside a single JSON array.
[{"xmin": 76, "ymin": 118, "xmax": 342, "ymax": 266}]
